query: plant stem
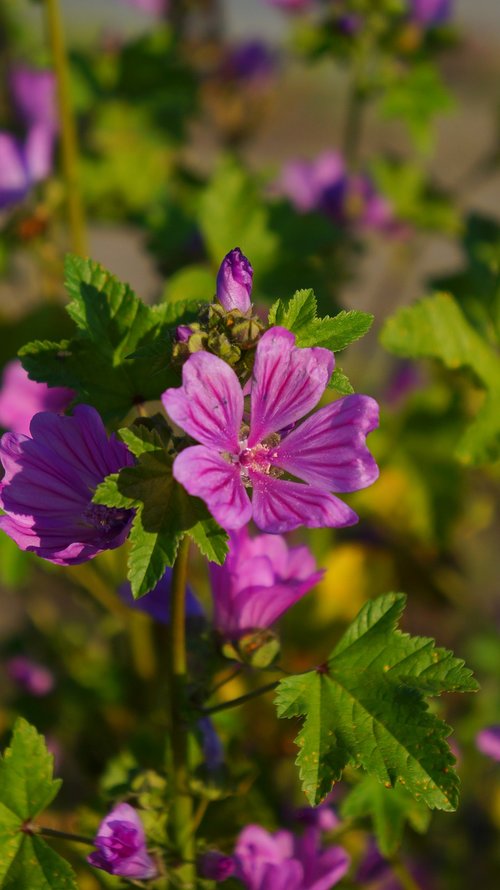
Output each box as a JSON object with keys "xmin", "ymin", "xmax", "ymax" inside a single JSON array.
[
  {"xmin": 27, "ymin": 825, "xmax": 95, "ymax": 846},
  {"xmin": 168, "ymin": 536, "xmax": 195, "ymax": 888},
  {"xmin": 44, "ymin": 0, "xmax": 87, "ymax": 256},
  {"xmin": 202, "ymin": 679, "xmax": 281, "ymax": 715},
  {"xmin": 343, "ymin": 77, "xmax": 365, "ymax": 168},
  {"xmin": 390, "ymin": 857, "xmax": 425, "ymax": 890}
]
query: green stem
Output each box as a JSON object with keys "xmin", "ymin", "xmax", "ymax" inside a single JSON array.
[
  {"xmin": 45, "ymin": 0, "xmax": 87, "ymax": 256},
  {"xmin": 168, "ymin": 536, "xmax": 195, "ymax": 888},
  {"xmin": 202, "ymin": 679, "xmax": 281, "ymax": 715},
  {"xmin": 26, "ymin": 825, "xmax": 95, "ymax": 846},
  {"xmin": 343, "ymin": 78, "xmax": 365, "ymax": 169}
]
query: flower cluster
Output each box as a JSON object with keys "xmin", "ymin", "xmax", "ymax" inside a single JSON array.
[{"xmin": 0, "ymin": 67, "xmax": 57, "ymax": 210}]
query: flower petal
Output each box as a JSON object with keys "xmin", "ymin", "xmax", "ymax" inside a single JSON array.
[
  {"xmin": 173, "ymin": 446, "xmax": 251, "ymax": 530},
  {"xmin": 162, "ymin": 352, "xmax": 243, "ymax": 452},
  {"xmin": 272, "ymin": 394, "xmax": 379, "ymax": 491},
  {"xmin": 250, "ymin": 472, "xmax": 358, "ymax": 533},
  {"xmin": 248, "ymin": 328, "xmax": 333, "ymax": 447}
]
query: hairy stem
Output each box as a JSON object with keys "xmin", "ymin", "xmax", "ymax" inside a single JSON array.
[
  {"xmin": 45, "ymin": 0, "xmax": 87, "ymax": 256},
  {"xmin": 202, "ymin": 679, "xmax": 281, "ymax": 715},
  {"xmin": 27, "ymin": 824, "xmax": 95, "ymax": 846},
  {"xmin": 168, "ymin": 536, "xmax": 195, "ymax": 888}
]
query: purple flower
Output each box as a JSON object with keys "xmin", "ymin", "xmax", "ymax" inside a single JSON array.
[
  {"xmin": 294, "ymin": 803, "xmax": 339, "ymax": 833},
  {"xmin": 223, "ymin": 41, "xmax": 276, "ymax": 86},
  {"xmin": 87, "ymin": 802, "xmax": 157, "ymax": 879},
  {"xmin": 10, "ymin": 68, "xmax": 58, "ymax": 131},
  {"xmin": 122, "ymin": 0, "xmax": 168, "ymax": 13},
  {"xmin": 232, "ymin": 824, "xmax": 350, "ymax": 890},
  {"xmin": 0, "ymin": 405, "xmax": 135, "ymax": 565},
  {"xmin": 408, "ymin": 0, "xmax": 452, "ymax": 27},
  {"xmin": 119, "ymin": 568, "xmax": 205, "ymax": 625},
  {"xmin": 476, "ymin": 726, "xmax": 500, "ymax": 762},
  {"xmin": 265, "ymin": 0, "xmax": 313, "ymax": 11},
  {"xmin": 0, "ymin": 360, "xmax": 74, "ymax": 435},
  {"xmin": 209, "ymin": 527, "xmax": 323, "ymax": 638},
  {"xmin": 162, "ymin": 326, "xmax": 379, "ymax": 534},
  {"xmin": 200, "ymin": 850, "xmax": 236, "ymax": 881},
  {"xmin": 6, "ymin": 655, "xmax": 55, "ymax": 696},
  {"xmin": 356, "ymin": 840, "xmax": 433, "ymax": 890},
  {"xmin": 216, "ymin": 248, "xmax": 254, "ymax": 313}
]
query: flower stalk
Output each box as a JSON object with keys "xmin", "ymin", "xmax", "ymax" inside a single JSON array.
[
  {"xmin": 168, "ymin": 535, "xmax": 196, "ymax": 888},
  {"xmin": 44, "ymin": 0, "xmax": 87, "ymax": 256}
]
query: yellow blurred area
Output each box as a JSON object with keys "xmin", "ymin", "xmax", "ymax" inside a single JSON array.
[
  {"xmin": 352, "ymin": 463, "xmax": 436, "ymax": 543},
  {"xmin": 314, "ymin": 542, "xmax": 395, "ymax": 623}
]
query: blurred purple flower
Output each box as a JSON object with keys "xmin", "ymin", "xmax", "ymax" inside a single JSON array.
[
  {"xmin": 163, "ymin": 326, "xmax": 379, "ymax": 534},
  {"xmin": 0, "ymin": 68, "xmax": 57, "ymax": 210},
  {"xmin": 232, "ymin": 824, "xmax": 350, "ymax": 889},
  {"xmin": 123, "ymin": 0, "xmax": 168, "ymax": 14},
  {"xmin": 119, "ymin": 568, "xmax": 205, "ymax": 625},
  {"xmin": 223, "ymin": 41, "xmax": 276, "ymax": 86},
  {"xmin": 6, "ymin": 655, "xmax": 55, "ymax": 696},
  {"xmin": 357, "ymin": 840, "xmax": 434, "ymax": 890},
  {"xmin": 200, "ymin": 850, "xmax": 236, "ymax": 881},
  {"xmin": 216, "ymin": 248, "xmax": 254, "ymax": 313},
  {"xmin": 265, "ymin": 0, "xmax": 313, "ymax": 11},
  {"xmin": 293, "ymin": 802, "xmax": 339, "ymax": 833},
  {"xmin": 0, "ymin": 360, "xmax": 74, "ymax": 435},
  {"xmin": 476, "ymin": 726, "xmax": 500, "ymax": 762},
  {"xmin": 0, "ymin": 405, "xmax": 134, "ymax": 565},
  {"xmin": 209, "ymin": 527, "xmax": 323, "ymax": 638},
  {"xmin": 408, "ymin": 0, "xmax": 453, "ymax": 27},
  {"xmin": 385, "ymin": 360, "xmax": 421, "ymax": 406},
  {"xmin": 278, "ymin": 151, "xmax": 399, "ymax": 234},
  {"xmin": 88, "ymin": 802, "xmax": 157, "ymax": 879},
  {"xmin": 198, "ymin": 716, "xmax": 225, "ymax": 770}
]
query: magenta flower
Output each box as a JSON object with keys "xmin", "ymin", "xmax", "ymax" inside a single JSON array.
[
  {"xmin": 6, "ymin": 655, "xmax": 55, "ymax": 697},
  {"xmin": 0, "ymin": 405, "xmax": 134, "ymax": 565},
  {"xmin": 209, "ymin": 527, "xmax": 323, "ymax": 638},
  {"xmin": 0, "ymin": 360, "xmax": 74, "ymax": 435},
  {"xmin": 265, "ymin": 0, "xmax": 313, "ymax": 12},
  {"xmin": 10, "ymin": 68, "xmax": 58, "ymax": 132},
  {"xmin": 200, "ymin": 850, "xmax": 236, "ymax": 881},
  {"xmin": 123, "ymin": 0, "xmax": 168, "ymax": 14},
  {"xmin": 231, "ymin": 824, "xmax": 350, "ymax": 890},
  {"xmin": 162, "ymin": 326, "xmax": 379, "ymax": 534},
  {"xmin": 476, "ymin": 726, "xmax": 500, "ymax": 762},
  {"xmin": 88, "ymin": 802, "xmax": 157, "ymax": 879},
  {"xmin": 216, "ymin": 248, "xmax": 254, "ymax": 313},
  {"xmin": 408, "ymin": 0, "xmax": 452, "ymax": 27}
]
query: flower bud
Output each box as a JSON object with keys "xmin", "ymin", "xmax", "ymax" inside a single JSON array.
[{"xmin": 216, "ymin": 247, "xmax": 253, "ymax": 312}]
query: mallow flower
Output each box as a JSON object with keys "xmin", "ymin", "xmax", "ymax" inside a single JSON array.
[
  {"xmin": 216, "ymin": 247, "xmax": 254, "ymax": 313},
  {"xmin": 0, "ymin": 405, "xmax": 134, "ymax": 564},
  {"xmin": 209, "ymin": 527, "xmax": 323, "ymax": 638},
  {"xmin": 162, "ymin": 326, "xmax": 379, "ymax": 534},
  {"xmin": 230, "ymin": 824, "xmax": 350, "ymax": 890},
  {"xmin": 476, "ymin": 725, "xmax": 500, "ymax": 762},
  {"xmin": 87, "ymin": 802, "xmax": 158, "ymax": 879},
  {"xmin": 0, "ymin": 359, "xmax": 74, "ymax": 435},
  {"xmin": 6, "ymin": 655, "xmax": 55, "ymax": 697},
  {"xmin": 408, "ymin": 0, "xmax": 452, "ymax": 27}
]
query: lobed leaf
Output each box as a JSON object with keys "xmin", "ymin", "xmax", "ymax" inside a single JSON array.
[{"xmin": 269, "ymin": 289, "xmax": 373, "ymax": 356}]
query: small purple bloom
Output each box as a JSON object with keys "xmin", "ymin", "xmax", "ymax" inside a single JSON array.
[
  {"xmin": 224, "ymin": 41, "xmax": 276, "ymax": 86},
  {"xmin": 0, "ymin": 360, "xmax": 74, "ymax": 435},
  {"xmin": 119, "ymin": 569, "xmax": 205, "ymax": 625},
  {"xmin": 7, "ymin": 655, "xmax": 55, "ymax": 697},
  {"xmin": 216, "ymin": 248, "xmax": 254, "ymax": 313},
  {"xmin": 0, "ymin": 405, "xmax": 135, "ymax": 565},
  {"xmin": 210, "ymin": 527, "xmax": 323, "ymax": 638},
  {"xmin": 88, "ymin": 802, "xmax": 157, "ymax": 879},
  {"xmin": 476, "ymin": 726, "xmax": 500, "ymax": 762},
  {"xmin": 122, "ymin": 0, "xmax": 168, "ymax": 13},
  {"xmin": 408, "ymin": 0, "xmax": 452, "ymax": 27},
  {"xmin": 232, "ymin": 824, "xmax": 350, "ymax": 890},
  {"xmin": 200, "ymin": 850, "xmax": 236, "ymax": 881},
  {"xmin": 162, "ymin": 326, "xmax": 379, "ymax": 534},
  {"xmin": 10, "ymin": 68, "xmax": 58, "ymax": 131},
  {"xmin": 176, "ymin": 325, "xmax": 193, "ymax": 343}
]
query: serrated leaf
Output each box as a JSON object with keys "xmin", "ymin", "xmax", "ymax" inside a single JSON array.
[
  {"xmin": 275, "ymin": 593, "xmax": 477, "ymax": 809},
  {"xmin": 94, "ymin": 428, "xmax": 228, "ymax": 596},
  {"xmin": 19, "ymin": 256, "xmax": 200, "ymax": 422},
  {"xmin": 0, "ymin": 720, "xmax": 76, "ymax": 889},
  {"xmin": 340, "ymin": 774, "xmax": 431, "ymax": 857},
  {"xmin": 269, "ymin": 289, "xmax": 373, "ymax": 354},
  {"xmin": 3, "ymin": 835, "xmax": 78, "ymax": 890},
  {"xmin": 0, "ymin": 718, "xmax": 61, "ymax": 820},
  {"xmin": 381, "ymin": 292, "xmax": 500, "ymax": 464},
  {"xmin": 328, "ymin": 368, "xmax": 354, "ymax": 395}
]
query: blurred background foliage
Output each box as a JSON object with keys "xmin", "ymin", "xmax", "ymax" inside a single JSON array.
[{"xmin": 1, "ymin": 1, "xmax": 499, "ymax": 888}]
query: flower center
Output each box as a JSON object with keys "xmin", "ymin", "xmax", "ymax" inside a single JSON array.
[
  {"xmin": 235, "ymin": 431, "xmax": 281, "ymax": 486},
  {"xmin": 82, "ymin": 503, "xmax": 131, "ymax": 539}
]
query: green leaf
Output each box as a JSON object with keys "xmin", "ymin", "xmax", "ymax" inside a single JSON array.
[
  {"xmin": 269, "ymin": 289, "xmax": 373, "ymax": 354},
  {"xmin": 0, "ymin": 719, "xmax": 77, "ymax": 890},
  {"xmin": 328, "ymin": 368, "xmax": 354, "ymax": 395},
  {"xmin": 19, "ymin": 256, "xmax": 201, "ymax": 422},
  {"xmin": 275, "ymin": 593, "xmax": 477, "ymax": 809},
  {"xmin": 94, "ymin": 425, "xmax": 228, "ymax": 596},
  {"xmin": 340, "ymin": 774, "xmax": 431, "ymax": 857},
  {"xmin": 381, "ymin": 292, "xmax": 500, "ymax": 464}
]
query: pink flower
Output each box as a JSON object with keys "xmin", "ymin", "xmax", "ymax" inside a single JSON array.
[
  {"xmin": 162, "ymin": 327, "xmax": 379, "ymax": 534},
  {"xmin": 216, "ymin": 248, "xmax": 254, "ymax": 313},
  {"xmin": 6, "ymin": 656, "xmax": 55, "ymax": 696},
  {"xmin": 123, "ymin": 0, "xmax": 168, "ymax": 14},
  {"xmin": 230, "ymin": 824, "xmax": 350, "ymax": 890},
  {"xmin": 210, "ymin": 527, "xmax": 323, "ymax": 638},
  {"xmin": 88, "ymin": 802, "xmax": 157, "ymax": 879},
  {"xmin": 0, "ymin": 360, "xmax": 74, "ymax": 435},
  {"xmin": 476, "ymin": 726, "xmax": 500, "ymax": 762}
]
